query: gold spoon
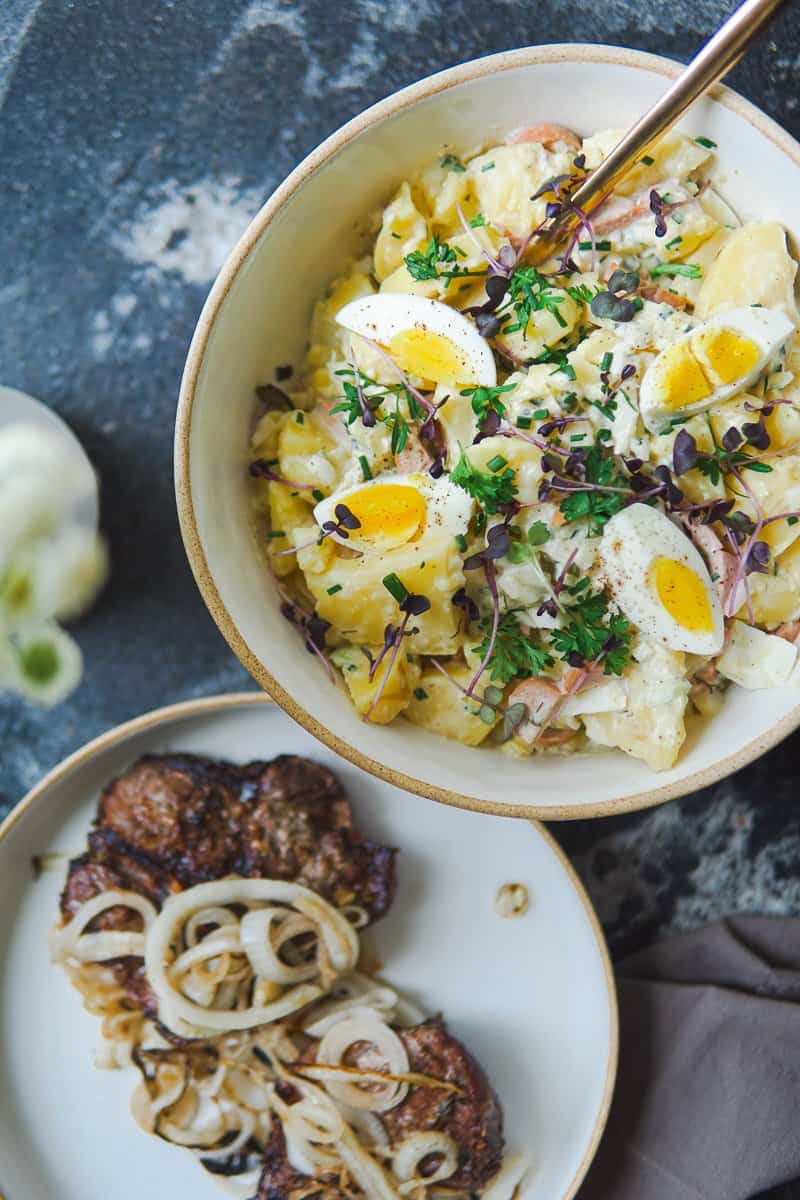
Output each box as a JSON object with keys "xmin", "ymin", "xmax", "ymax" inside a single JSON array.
[{"xmin": 529, "ymin": 0, "xmax": 788, "ymax": 264}]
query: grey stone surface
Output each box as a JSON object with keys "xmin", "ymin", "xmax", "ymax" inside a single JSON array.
[{"xmin": 2, "ymin": 0, "xmax": 800, "ymax": 974}]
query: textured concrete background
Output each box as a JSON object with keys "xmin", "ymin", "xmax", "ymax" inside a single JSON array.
[{"xmin": 2, "ymin": 0, "xmax": 800, "ymax": 964}]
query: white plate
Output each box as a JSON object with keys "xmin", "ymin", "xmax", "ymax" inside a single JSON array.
[{"xmin": 0, "ymin": 694, "xmax": 616, "ymax": 1200}]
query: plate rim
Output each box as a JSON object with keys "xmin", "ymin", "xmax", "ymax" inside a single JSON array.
[
  {"xmin": 0, "ymin": 690, "xmax": 619, "ymax": 1200},
  {"xmin": 173, "ymin": 42, "xmax": 800, "ymax": 822}
]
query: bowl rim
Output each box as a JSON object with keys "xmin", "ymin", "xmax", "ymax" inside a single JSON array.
[
  {"xmin": 175, "ymin": 42, "xmax": 800, "ymax": 821},
  {"xmin": 0, "ymin": 690, "xmax": 619, "ymax": 1200}
]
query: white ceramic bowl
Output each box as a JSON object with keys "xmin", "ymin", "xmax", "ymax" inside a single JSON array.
[{"xmin": 176, "ymin": 44, "xmax": 800, "ymax": 820}]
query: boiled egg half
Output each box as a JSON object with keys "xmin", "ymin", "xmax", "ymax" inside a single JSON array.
[
  {"xmin": 313, "ymin": 471, "xmax": 473, "ymax": 555},
  {"xmin": 336, "ymin": 294, "xmax": 497, "ymax": 388},
  {"xmin": 598, "ymin": 504, "xmax": 724, "ymax": 654},
  {"xmin": 639, "ymin": 306, "xmax": 793, "ymax": 433}
]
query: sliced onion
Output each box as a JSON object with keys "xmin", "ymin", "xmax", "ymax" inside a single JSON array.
[
  {"xmin": 342, "ymin": 904, "xmax": 370, "ymax": 929},
  {"xmin": 50, "ymin": 889, "xmax": 157, "ymax": 963},
  {"xmin": 338, "ymin": 1105, "xmax": 388, "ymax": 1152},
  {"xmin": 316, "ymin": 1017, "xmax": 409, "ymax": 1112},
  {"xmin": 339, "ymin": 1125, "xmax": 404, "ymax": 1200},
  {"xmin": 144, "ymin": 878, "xmax": 358, "ymax": 1036},
  {"xmin": 393, "ymin": 1131, "xmax": 458, "ymax": 1188},
  {"xmin": 184, "ymin": 907, "xmax": 240, "ymax": 947},
  {"xmin": 304, "ymin": 1003, "xmax": 391, "ymax": 1038},
  {"xmin": 195, "ymin": 1106, "xmax": 255, "ymax": 1161},
  {"xmin": 239, "ymin": 908, "xmax": 319, "ymax": 984},
  {"xmin": 480, "ymin": 1153, "xmax": 531, "ymax": 1200}
]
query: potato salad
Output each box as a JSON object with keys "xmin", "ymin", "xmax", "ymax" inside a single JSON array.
[{"xmin": 249, "ymin": 125, "xmax": 800, "ymax": 771}]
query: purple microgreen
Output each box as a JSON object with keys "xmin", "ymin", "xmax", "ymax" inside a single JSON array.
[
  {"xmin": 649, "ymin": 189, "xmax": 668, "ymax": 237},
  {"xmin": 452, "ymin": 587, "xmax": 480, "ymax": 626},
  {"xmin": 606, "ymin": 269, "xmax": 640, "ymax": 295},
  {"xmin": 464, "ymin": 560, "xmax": 500, "ymax": 697},
  {"xmin": 280, "ymin": 595, "xmax": 334, "ymax": 681},
  {"xmin": 742, "ymin": 418, "xmax": 771, "ymax": 451},
  {"xmin": 589, "ymin": 291, "xmax": 637, "ymax": 322},
  {"xmin": 721, "ymin": 426, "xmax": 743, "ymax": 452},
  {"xmin": 255, "ymin": 383, "xmax": 293, "ymax": 411},
  {"xmin": 249, "ymin": 460, "xmax": 319, "ymax": 492},
  {"xmin": 673, "ymin": 428, "xmax": 698, "ymax": 476}
]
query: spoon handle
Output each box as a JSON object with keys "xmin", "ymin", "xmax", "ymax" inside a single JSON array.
[{"xmin": 530, "ymin": 0, "xmax": 787, "ymax": 262}]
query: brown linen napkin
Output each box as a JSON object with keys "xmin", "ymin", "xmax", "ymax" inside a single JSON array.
[{"xmin": 578, "ymin": 916, "xmax": 800, "ymax": 1200}]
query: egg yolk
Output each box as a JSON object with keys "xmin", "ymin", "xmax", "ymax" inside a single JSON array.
[
  {"xmin": 341, "ymin": 483, "xmax": 426, "ymax": 549},
  {"xmin": 656, "ymin": 344, "xmax": 714, "ymax": 410},
  {"xmin": 387, "ymin": 327, "xmax": 476, "ymax": 387},
  {"xmin": 651, "ymin": 557, "xmax": 713, "ymax": 633},
  {"xmin": 692, "ymin": 327, "xmax": 760, "ymax": 386}
]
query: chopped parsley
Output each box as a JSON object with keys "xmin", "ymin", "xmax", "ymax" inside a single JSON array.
[
  {"xmin": 451, "ymin": 451, "xmax": 518, "ymax": 515},
  {"xmin": 460, "ymin": 381, "xmax": 517, "ymax": 424},
  {"xmin": 404, "ymin": 234, "xmax": 486, "ymax": 284},
  {"xmin": 473, "ymin": 610, "xmax": 554, "ymax": 684},
  {"xmin": 499, "ymin": 266, "xmax": 572, "ymax": 334},
  {"xmin": 469, "ymin": 213, "xmax": 487, "ymax": 228},
  {"xmin": 557, "ymin": 442, "xmax": 629, "ymax": 534},
  {"xmin": 550, "ymin": 586, "xmax": 632, "ymax": 676}
]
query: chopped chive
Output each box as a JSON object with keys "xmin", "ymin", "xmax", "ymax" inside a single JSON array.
[
  {"xmin": 579, "ymin": 239, "xmax": 611, "ymax": 251},
  {"xmin": 649, "ymin": 261, "xmax": 703, "ymax": 279},
  {"xmin": 486, "ymin": 454, "xmax": 507, "ymax": 472},
  {"xmin": 533, "ymin": 408, "xmax": 549, "ymax": 420},
  {"xmin": 390, "ymin": 231, "xmax": 401, "ymax": 239},
  {"xmin": 312, "ymin": 488, "xmax": 325, "ymax": 502},
  {"xmin": 469, "ymin": 213, "xmax": 487, "ymax": 228},
  {"xmin": 665, "ymin": 235, "xmax": 683, "ymax": 250},
  {"xmin": 695, "ymin": 135, "xmax": 717, "ymax": 149},
  {"xmin": 383, "ymin": 572, "xmax": 408, "ymax": 603},
  {"xmin": 440, "ymin": 153, "xmax": 466, "ymax": 172},
  {"xmin": 601, "ymin": 351, "xmax": 613, "ymax": 372},
  {"xmin": 358, "ymin": 455, "xmax": 372, "ymax": 481},
  {"xmin": 481, "ymin": 161, "xmax": 495, "ymax": 172},
  {"xmin": 789, "ymin": 516, "xmax": 799, "ymax": 526},
  {"xmin": 267, "ymin": 530, "xmax": 286, "ymax": 539},
  {"xmin": 516, "ymin": 416, "xmax": 533, "ymax": 429},
  {"xmin": 295, "ymin": 412, "xmax": 305, "ymax": 424},
  {"xmin": 640, "ymin": 154, "xmax": 654, "ymax": 166},
  {"xmin": 455, "ymin": 533, "xmax": 467, "ymax": 552},
  {"xmin": 413, "ymin": 687, "xmax": 429, "ymax": 701},
  {"xmin": 569, "ymin": 433, "xmax": 586, "ymax": 442},
  {"xmin": 597, "ymin": 429, "xmax": 612, "ymax": 442},
  {"xmin": 632, "ymin": 297, "xmax": 644, "ymax": 311},
  {"xmin": 326, "ymin": 583, "xmax": 343, "ymax": 595},
  {"xmin": 561, "ymin": 363, "xmax": 577, "ymax": 381}
]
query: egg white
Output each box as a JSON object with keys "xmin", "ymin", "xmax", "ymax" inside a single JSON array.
[
  {"xmin": 313, "ymin": 471, "xmax": 473, "ymax": 555},
  {"xmin": 639, "ymin": 305, "xmax": 793, "ymax": 433},
  {"xmin": 336, "ymin": 294, "xmax": 497, "ymax": 388},
  {"xmin": 598, "ymin": 504, "xmax": 724, "ymax": 655}
]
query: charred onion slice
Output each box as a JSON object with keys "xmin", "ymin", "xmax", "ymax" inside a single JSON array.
[
  {"xmin": 316, "ymin": 1017, "xmax": 410, "ymax": 1112},
  {"xmin": 393, "ymin": 1130, "xmax": 459, "ymax": 1189}
]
